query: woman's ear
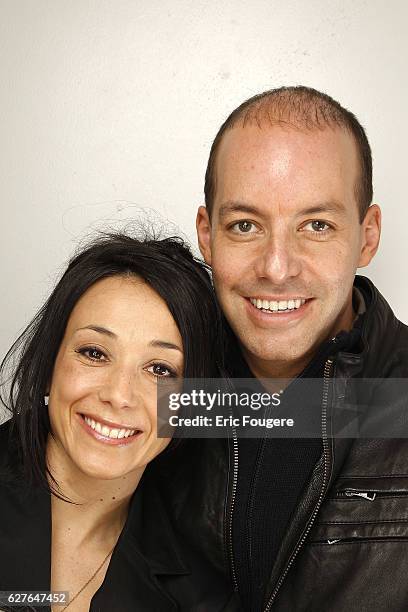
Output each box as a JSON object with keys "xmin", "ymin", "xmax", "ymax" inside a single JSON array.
[{"xmin": 44, "ymin": 383, "xmax": 51, "ymax": 406}]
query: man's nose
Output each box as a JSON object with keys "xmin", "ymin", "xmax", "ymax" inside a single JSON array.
[
  {"xmin": 253, "ymin": 231, "xmax": 301, "ymax": 284},
  {"xmin": 98, "ymin": 365, "xmax": 140, "ymax": 410}
]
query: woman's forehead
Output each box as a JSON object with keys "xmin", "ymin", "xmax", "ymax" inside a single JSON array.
[{"xmin": 65, "ymin": 276, "xmax": 182, "ymax": 347}]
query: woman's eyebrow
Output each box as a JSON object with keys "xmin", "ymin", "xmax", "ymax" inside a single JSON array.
[
  {"xmin": 75, "ymin": 329, "xmax": 182, "ymax": 352},
  {"xmin": 149, "ymin": 340, "xmax": 183, "ymax": 353},
  {"xmin": 76, "ymin": 325, "xmax": 116, "ymax": 338}
]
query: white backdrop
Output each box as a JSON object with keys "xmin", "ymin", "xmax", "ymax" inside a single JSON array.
[{"xmin": 1, "ymin": 0, "xmax": 407, "ymax": 364}]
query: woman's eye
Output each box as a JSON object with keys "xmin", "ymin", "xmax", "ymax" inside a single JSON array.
[
  {"xmin": 146, "ymin": 363, "xmax": 177, "ymax": 378},
  {"xmin": 77, "ymin": 347, "xmax": 107, "ymax": 362},
  {"xmin": 303, "ymin": 220, "xmax": 332, "ymax": 232},
  {"xmin": 230, "ymin": 220, "xmax": 257, "ymax": 234}
]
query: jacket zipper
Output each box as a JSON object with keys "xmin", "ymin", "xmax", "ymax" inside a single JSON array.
[
  {"xmin": 335, "ymin": 489, "xmax": 408, "ymax": 500},
  {"xmin": 227, "ymin": 416, "xmax": 239, "ymax": 591},
  {"xmin": 263, "ymin": 358, "xmax": 334, "ymax": 611},
  {"xmin": 338, "ymin": 490, "xmax": 376, "ymax": 501}
]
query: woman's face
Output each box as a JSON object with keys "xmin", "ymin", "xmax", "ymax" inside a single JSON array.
[{"xmin": 47, "ymin": 275, "xmax": 183, "ymax": 481}]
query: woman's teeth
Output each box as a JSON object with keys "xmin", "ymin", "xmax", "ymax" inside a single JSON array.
[
  {"xmin": 83, "ymin": 416, "xmax": 136, "ymax": 439},
  {"xmin": 250, "ymin": 298, "xmax": 306, "ymax": 312}
]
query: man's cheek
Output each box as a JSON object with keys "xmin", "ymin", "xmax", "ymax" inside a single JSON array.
[
  {"xmin": 213, "ymin": 247, "xmax": 253, "ymax": 284},
  {"xmin": 212, "ymin": 261, "xmax": 240, "ymax": 288}
]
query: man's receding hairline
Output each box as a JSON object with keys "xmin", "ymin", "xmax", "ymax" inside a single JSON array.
[
  {"xmin": 226, "ymin": 106, "xmax": 345, "ymax": 134},
  {"xmin": 216, "ymin": 92, "xmax": 361, "ymax": 154},
  {"xmin": 230, "ymin": 89, "xmax": 346, "ymax": 128},
  {"xmin": 215, "ymin": 114, "xmax": 358, "ymax": 152}
]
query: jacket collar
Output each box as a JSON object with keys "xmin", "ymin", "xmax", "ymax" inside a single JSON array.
[
  {"xmin": 336, "ymin": 275, "xmax": 400, "ymax": 378},
  {"xmin": 327, "ymin": 275, "xmax": 401, "ymax": 486},
  {"xmin": 123, "ymin": 469, "xmax": 190, "ymax": 576}
]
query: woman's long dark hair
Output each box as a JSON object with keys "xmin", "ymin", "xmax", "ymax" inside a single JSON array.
[{"xmin": 0, "ymin": 232, "xmax": 225, "ymax": 491}]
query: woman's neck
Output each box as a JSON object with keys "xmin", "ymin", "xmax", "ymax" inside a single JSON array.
[{"xmin": 46, "ymin": 436, "xmax": 144, "ymax": 549}]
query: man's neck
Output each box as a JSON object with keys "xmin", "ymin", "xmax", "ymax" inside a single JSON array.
[{"xmin": 243, "ymin": 352, "xmax": 313, "ymax": 380}]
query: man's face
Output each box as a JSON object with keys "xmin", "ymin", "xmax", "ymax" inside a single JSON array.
[{"xmin": 197, "ymin": 124, "xmax": 380, "ymax": 374}]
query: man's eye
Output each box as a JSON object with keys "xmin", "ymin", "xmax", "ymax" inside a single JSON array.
[
  {"xmin": 230, "ymin": 220, "xmax": 257, "ymax": 234},
  {"xmin": 303, "ymin": 220, "xmax": 331, "ymax": 232},
  {"xmin": 146, "ymin": 363, "xmax": 177, "ymax": 378},
  {"xmin": 76, "ymin": 347, "xmax": 107, "ymax": 362}
]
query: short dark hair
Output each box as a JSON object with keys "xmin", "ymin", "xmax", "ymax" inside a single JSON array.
[
  {"xmin": 204, "ymin": 85, "xmax": 373, "ymax": 222},
  {"xmin": 0, "ymin": 232, "xmax": 225, "ymax": 491}
]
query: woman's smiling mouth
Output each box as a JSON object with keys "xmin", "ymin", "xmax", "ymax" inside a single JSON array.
[{"xmin": 78, "ymin": 413, "xmax": 143, "ymax": 445}]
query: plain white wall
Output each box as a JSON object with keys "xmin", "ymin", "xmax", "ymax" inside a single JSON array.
[{"xmin": 0, "ymin": 0, "xmax": 407, "ymax": 369}]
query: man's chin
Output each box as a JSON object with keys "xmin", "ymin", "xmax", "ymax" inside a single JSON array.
[
  {"xmin": 246, "ymin": 345, "xmax": 312, "ymax": 365},
  {"xmin": 238, "ymin": 331, "xmax": 322, "ymax": 374}
]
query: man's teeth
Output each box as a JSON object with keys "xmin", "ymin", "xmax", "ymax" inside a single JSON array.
[
  {"xmin": 83, "ymin": 416, "xmax": 136, "ymax": 439},
  {"xmin": 250, "ymin": 298, "xmax": 306, "ymax": 312}
]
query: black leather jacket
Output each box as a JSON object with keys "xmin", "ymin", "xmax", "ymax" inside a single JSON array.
[{"xmin": 152, "ymin": 276, "xmax": 408, "ymax": 612}]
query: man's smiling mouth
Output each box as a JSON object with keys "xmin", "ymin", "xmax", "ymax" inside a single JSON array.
[{"xmin": 249, "ymin": 297, "xmax": 307, "ymax": 313}]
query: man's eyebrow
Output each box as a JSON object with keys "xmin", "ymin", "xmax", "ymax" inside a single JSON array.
[
  {"xmin": 218, "ymin": 200, "xmax": 347, "ymax": 219},
  {"xmin": 297, "ymin": 201, "xmax": 346, "ymax": 216},
  {"xmin": 149, "ymin": 340, "xmax": 183, "ymax": 353},
  {"xmin": 77, "ymin": 325, "xmax": 116, "ymax": 338},
  {"xmin": 218, "ymin": 201, "xmax": 265, "ymax": 219}
]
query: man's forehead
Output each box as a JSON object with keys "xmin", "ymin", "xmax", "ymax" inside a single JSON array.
[
  {"xmin": 217, "ymin": 122, "xmax": 356, "ymax": 161},
  {"xmin": 212, "ymin": 125, "xmax": 360, "ymax": 218}
]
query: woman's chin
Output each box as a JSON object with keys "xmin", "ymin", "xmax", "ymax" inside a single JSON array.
[
  {"xmin": 48, "ymin": 430, "xmax": 170, "ymax": 487},
  {"xmin": 73, "ymin": 457, "xmax": 145, "ymax": 483}
]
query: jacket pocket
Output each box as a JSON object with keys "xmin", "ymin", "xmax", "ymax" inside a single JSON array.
[
  {"xmin": 273, "ymin": 479, "xmax": 408, "ymax": 611},
  {"xmin": 310, "ymin": 476, "xmax": 408, "ymax": 543}
]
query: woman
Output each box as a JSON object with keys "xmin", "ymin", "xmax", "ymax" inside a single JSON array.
[{"xmin": 0, "ymin": 232, "xmax": 238, "ymax": 611}]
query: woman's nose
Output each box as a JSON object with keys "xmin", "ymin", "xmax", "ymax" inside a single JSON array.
[{"xmin": 97, "ymin": 366, "xmax": 140, "ymax": 410}]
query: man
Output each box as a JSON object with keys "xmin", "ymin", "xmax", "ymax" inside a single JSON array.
[{"xmin": 189, "ymin": 86, "xmax": 408, "ymax": 611}]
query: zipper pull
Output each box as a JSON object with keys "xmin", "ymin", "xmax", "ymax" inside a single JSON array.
[{"xmin": 344, "ymin": 491, "xmax": 376, "ymax": 501}]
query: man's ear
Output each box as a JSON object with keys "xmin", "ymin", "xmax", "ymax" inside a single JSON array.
[
  {"xmin": 358, "ymin": 204, "xmax": 381, "ymax": 268},
  {"xmin": 196, "ymin": 205, "xmax": 212, "ymax": 266}
]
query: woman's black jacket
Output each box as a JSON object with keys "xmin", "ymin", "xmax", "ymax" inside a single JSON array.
[{"xmin": 0, "ymin": 421, "xmax": 240, "ymax": 611}]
